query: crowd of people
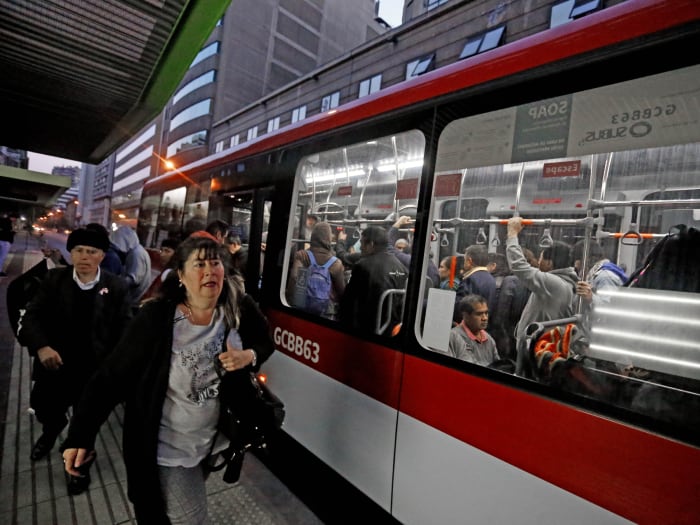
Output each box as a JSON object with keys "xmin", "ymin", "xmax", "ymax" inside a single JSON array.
[
  {"xmin": 8, "ymin": 220, "xmax": 274, "ymax": 524},
  {"xmin": 284, "ymin": 214, "xmax": 637, "ymax": 379}
]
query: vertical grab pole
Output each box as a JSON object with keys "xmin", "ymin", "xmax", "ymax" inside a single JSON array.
[{"xmin": 513, "ymin": 163, "xmax": 526, "ymax": 217}]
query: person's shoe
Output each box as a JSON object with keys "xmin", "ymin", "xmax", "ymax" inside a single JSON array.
[
  {"xmin": 30, "ymin": 433, "xmax": 57, "ymax": 461},
  {"xmin": 67, "ymin": 472, "xmax": 91, "ymax": 496}
]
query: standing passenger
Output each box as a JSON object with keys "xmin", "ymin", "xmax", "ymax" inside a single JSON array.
[
  {"xmin": 287, "ymin": 222, "xmax": 345, "ymax": 319},
  {"xmin": 506, "ymin": 217, "xmax": 578, "ymax": 375},
  {"xmin": 453, "ymin": 244, "xmax": 497, "ymax": 322},
  {"xmin": 438, "ymin": 256, "xmax": 461, "ymax": 291},
  {"xmin": 17, "ymin": 227, "xmax": 132, "ymax": 494},
  {"xmin": 339, "ymin": 226, "xmax": 407, "ymax": 335},
  {"xmin": 86, "ymin": 223, "xmax": 123, "ymax": 276},
  {"xmin": 205, "ymin": 219, "xmax": 229, "ymax": 244},
  {"xmin": 111, "ymin": 225, "xmax": 152, "ymax": 307},
  {"xmin": 62, "ymin": 233, "xmax": 274, "ymax": 522}
]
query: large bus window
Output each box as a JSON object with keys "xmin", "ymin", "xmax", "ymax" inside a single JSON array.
[
  {"xmin": 420, "ymin": 64, "xmax": 700, "ymax": 432},
  {"xmin": 283, "ymin": 130, "xmax": 425, "ymax": 333}
]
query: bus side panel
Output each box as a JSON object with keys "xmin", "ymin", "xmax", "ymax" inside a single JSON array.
[
  {"xmin": 396, "ymin": 355, "xmax": 700, "ymax": 525},
  {"xmin": 393, "ymin": 412, "xmax": 631, "ymax": 525},
  {"xmin": 264, "ymin": 310, "xmax": 403, "ymax": 512}
]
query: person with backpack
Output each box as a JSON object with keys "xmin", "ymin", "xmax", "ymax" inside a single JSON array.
[{"xmin": 287, "ymin": 222, "xmax": 345, "ymax": 320}]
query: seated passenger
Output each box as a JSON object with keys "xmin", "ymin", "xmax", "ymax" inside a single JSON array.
[
  {"xmin": 287, "ymin": 222, "xmax": 345, "ymax": 320},
  {"xmin": 339, "ymin": 226, "xmax": 407, "ymax": 335},
  {"xmin": 448, "ymin": 294, "xmax": 499, "ymax": 366}
]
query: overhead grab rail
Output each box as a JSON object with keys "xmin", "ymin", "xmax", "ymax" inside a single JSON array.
[
  {"xmin": 433, "ymin": 217, "xmax": 594, "ymax": 248},
  {"xmin": 588, "ymin": 197, "xmax": 700, "ymax": 210},
  {"xmin": 432, "ymin": 217, "xmax": 595, "ymax": 227}
]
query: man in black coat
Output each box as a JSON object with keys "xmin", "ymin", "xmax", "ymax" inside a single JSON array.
[
  {"xmin": 17, "ymin": 227, "xmax": 132, "ymax": 494},
  {"xmin": 339, "ymin": 226, "xmax": 408, "ymax": 336}
]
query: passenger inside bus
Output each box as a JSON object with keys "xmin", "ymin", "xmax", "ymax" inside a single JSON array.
[
  {"xmin": 506, "ymin": 217, "xmax": 578, "ymax": 377},
  {"xmin": 287, "ymin": 222, "xmax": 345, "ymax": 320},
  {"xmin": 453, "ymin": 244, "xmax": 497, "ymax": 323},
  {"xmin": 448, "ymin": 294, "xmax": 500, "ymax": 367},
  {"xmin": 339, "ymin": 226, "xmax": 407, "ymax": 335}
]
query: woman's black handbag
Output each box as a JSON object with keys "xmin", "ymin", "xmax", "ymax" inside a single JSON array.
[{"xmin": 207, "ymin": 371, "xmax": 285, "ymax": 483}]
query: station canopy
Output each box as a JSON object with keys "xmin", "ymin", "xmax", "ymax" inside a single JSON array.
[{"xmin": 0, "ymin": 0, "xmax": 230, "ymax": 210}]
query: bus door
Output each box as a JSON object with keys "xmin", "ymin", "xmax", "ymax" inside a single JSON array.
[{"xmin": 210, "ymin": 187, "xmax": 273, "ymax": 299}]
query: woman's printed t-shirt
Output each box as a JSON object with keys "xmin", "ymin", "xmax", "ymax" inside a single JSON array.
[{"xmin": 157, "ymin": 308, "xmax": 242, "ymax": 467}]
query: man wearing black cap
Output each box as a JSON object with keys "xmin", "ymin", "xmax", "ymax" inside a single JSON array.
[{"xmin": 17, "ymin": 227, "xmax": 132, "ymax": 495}]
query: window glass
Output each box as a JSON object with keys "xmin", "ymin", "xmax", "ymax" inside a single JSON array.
[
  {"xmin": 173, "ymin": 70, "xmax": 216, "ymax": 104},
  {"xmin": 359, "ymin": 74, "xmax": 382, "ymax": 98},
  {"xmin": 406, "ymin": 54, "xmax": 434, "ymax": 80},
  {"xmin": 190, "ymin": 42, "xmax": 219, "ymax": 67},
  {"xmin": 421, "ymin": 64, "xmax": 700, "ymax": 434},
  {"xmin": 167, "ymin": 131, "xmax": 207, "ymax": 158},
  {"xmin": 321, "ymin": 91, "xmax": 340, "ymax": 112},
  {"xmin": 170, "ymin": 99, "xmax": 212, "ymax": 131},
  {"xmin": 283, "ymin": 130, "xmax": 425, "ymax": 334},
  {"xmin": 292, "ymin": 105, "xmax": 307, "ymax": 123},
  {"xmin": 267, "ymin": 117, "xmax": 280, "ymax": 133}
]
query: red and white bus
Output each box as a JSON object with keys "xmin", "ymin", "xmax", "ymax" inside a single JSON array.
[{"xmin": 139, "ymin": 1, "xmax": 700, "ymax": 522}]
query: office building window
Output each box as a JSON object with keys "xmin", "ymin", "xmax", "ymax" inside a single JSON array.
[
  {"xmin": 359, "ymin": 74, "xmax": 382, "ymax": 98},
  {"xmin": 405, "ymin": 54, "xmax": 435, "ymax": 80},
  {"xmin": 550, "ymin": 0, "xmax": 602, "ymax": 28},
  {"xmin": 170, "ymin": 99, "xmax": 212, "ymax": 131},
  {"xmin": 230, "ymin": 135, "xmax": 239, "ymax": 148},
  {"xmin": 116, "ymin": 124, "xmax": 155, "ymax": 163},
  {"xmin": 267, "ymin": 117, "xmax": 280, "ymax": 133},
  {"xmin": 173, "ymin": 70, "xmax": 216, "ymax": 104},
  {"xmin": 292, "ymin": 105, "xmax": 307, "ymax": 123},
  {"xmin": 321, "ymin": 91, "xmax": 340, "ymax": 112},
  {"xmin": 425, "ymin": 0, "xmax": 449, "ymax": 10},
  {"xmin": 190, "ymin": 42, "xmax": 220, "ymax": 67},
  {"xmin": 459, "ymin": 25, "xmax": 505, "ymax": 59},
  {"xmin": 215, "ymin": 140, "xmax": 224, "ymax": 153},
  {"xmin": 247, "ymin": 126, "xmax": 258, "ymax": 141},
  {"xmin": 167, "ymin": 131, "xmax": 207, "ymax": 157}
]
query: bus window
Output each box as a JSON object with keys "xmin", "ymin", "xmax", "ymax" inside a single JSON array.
[
  {"xmin": 419, "ymin": 64, "xmax": 700, "ymax": 433},
  {"xmin": 283, "ymin": 130, "xmax": 425, "ymax": 333}
]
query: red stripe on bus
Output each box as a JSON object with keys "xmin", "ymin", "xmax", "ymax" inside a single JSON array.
[
  {"xmin": 399, "ymin": 355, "xmax": 700, "ymax": 525},
  {"xmin": 267, "ymin": 311, "xmax": 403, "ymax": 408}
]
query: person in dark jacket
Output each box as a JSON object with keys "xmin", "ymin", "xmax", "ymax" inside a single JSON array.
[
  {"xmin": 453, "ymin": 244, "xmax": 497, "ymax": 323},
  {"xmin": 17, "ymin": 227, "xmax": 132, "ymax": 494},
  {"xmin": 389, "ymin": 216, "xmax": 440, "ymax": 288},
  {"xmin": 339, "ymin": 226, "xmax": 407, "ymax": 335},
  {"xmin": 6, "ymin": 248, "xmax": 64, "ymax": 337},
  {"xmin": 62, "ymin": 233, "xmax": 274, "ymax": 523}
]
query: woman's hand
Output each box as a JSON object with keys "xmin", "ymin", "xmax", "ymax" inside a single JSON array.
[
  {"xmin": 37, "ymin": 346, "xmax": 63, "ymax": 370},
  {"xmin": 218, "ymin": 346, "xmax": 256, "ymax": 372},
  {"xmin": 63, "ymin": 448, "xmax": 96, "ymax": 476}
]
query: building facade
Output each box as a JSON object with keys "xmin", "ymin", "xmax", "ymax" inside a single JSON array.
[
  {"xmin": 92, "ymin": 0, "xmax": 386, "ymax": 230},
  {"xmin": 86, "ymin": 0, "xmax": 620, "ymax": 233}
]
